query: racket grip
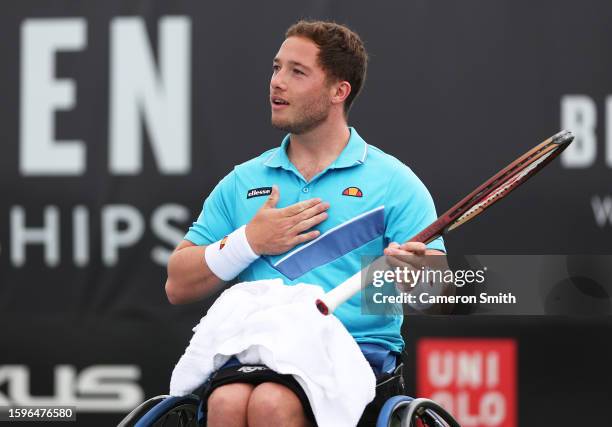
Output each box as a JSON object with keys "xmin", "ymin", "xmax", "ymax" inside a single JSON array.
[
  {"xmin": 316, "ymin": 256, "xmax": 390, "ymax": 315},
  {"xmin": 316, "ymin": 270, "xmax": 362, "ymax": 315}
]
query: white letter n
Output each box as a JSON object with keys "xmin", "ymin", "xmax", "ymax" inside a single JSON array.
[{"xmin": 110, "ymin": 16, "xmax": 191, "ymax": 175}]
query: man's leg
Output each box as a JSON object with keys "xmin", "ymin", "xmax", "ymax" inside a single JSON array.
[
  {"xmin": 247, "ymin": 382, "xmax": 311, "ymax": 427},
  {"xmin": 207, "ymin": 383, "xmax": 254, "ymax": 427}
]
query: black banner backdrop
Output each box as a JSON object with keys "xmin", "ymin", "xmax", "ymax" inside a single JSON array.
[{"xmin": 0, "ymin": 1, "xmax": 610, "ymax": 425}]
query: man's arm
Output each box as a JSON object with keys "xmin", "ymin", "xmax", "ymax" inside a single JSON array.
[{"xmin": 165, "ymin": 240, "xmax": 222, "ymax": 305}]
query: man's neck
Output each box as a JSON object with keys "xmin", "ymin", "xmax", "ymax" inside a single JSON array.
[{"xmin": 286, "ymin": 119, "xmax": 350, "ymax": 181}]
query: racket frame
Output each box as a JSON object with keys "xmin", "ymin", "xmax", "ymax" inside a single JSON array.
[{"xmin": 315, "ymin": 130, "xmax": 574, "ymax": 315}]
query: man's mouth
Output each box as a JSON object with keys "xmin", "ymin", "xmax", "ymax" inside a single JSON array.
[{"xmin": 271, "ymin": 96, "xmax": 290, "ymax": 107}]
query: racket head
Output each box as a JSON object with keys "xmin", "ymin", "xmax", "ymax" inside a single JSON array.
[{"xmin": 410, "ymin": 130, "xmax": 574, "ymax": 244}]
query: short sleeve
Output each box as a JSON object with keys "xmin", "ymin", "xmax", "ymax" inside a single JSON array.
[
  {"xmin": 384, "ymin": 163, "xmax": 446, "ymax": 252},
  {"xmin": 184, "ymin": 171, "xmax": 236, "ymax": 245}
]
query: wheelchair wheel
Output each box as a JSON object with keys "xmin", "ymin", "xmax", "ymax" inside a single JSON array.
[
  {"xmin": 377, "ymin": 396, "xmax": 460, "ymax": 427},
  {"xmin": 126, "ymin": 395, "xmax": 201, "ymax": 427},
  {"xmin": 118, "ymin": 395, "xmax": 171, "ymax": 427},
  {"xmin": 399, "ymin": 398, "xmax": 460, "ymax": 427},
  {"xmin": 377, "ymin": 396, "xmax": 414, "ymax": 427}
]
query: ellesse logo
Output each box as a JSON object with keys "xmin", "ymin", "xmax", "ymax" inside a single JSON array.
[
  {"xmin": 219, "ymin": 236, "xmax": 228, "ymax": 249},
  {"xmin": 342, "ymin": 187, "xmax": 363, "ymax": 197},
  {"xmin": 247, "ymin": 187, "xmax": 272, "ymax": 199},
  {"xmin": 237, "ymin": 366, "xmax": 268, "ymax": 373}
]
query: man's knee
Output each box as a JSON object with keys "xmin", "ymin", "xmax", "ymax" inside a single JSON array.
[
  {"xmin": 207, "ymin": 383, "xmax": 254, "ymax": 427},
  {"xmin": 247, "ymin": 382, "xmax": 309, "ymax": 426}
]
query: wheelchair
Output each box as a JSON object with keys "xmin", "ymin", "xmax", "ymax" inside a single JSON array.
[{"xmin": 118, "ymin": 374, "xmax": 461, "ymax": 427}]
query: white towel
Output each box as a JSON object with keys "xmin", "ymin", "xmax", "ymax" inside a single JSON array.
[{"xmin": 169, "ymin": 278, "xmax": 376, "ymax": 427}]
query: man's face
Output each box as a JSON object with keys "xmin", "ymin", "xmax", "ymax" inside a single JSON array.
[{"xmin": 270, "ymin": 36, "xmax": 334, "ymax": 134}]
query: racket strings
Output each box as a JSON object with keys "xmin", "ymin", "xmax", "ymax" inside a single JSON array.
[
  {"xmin": 449, "ymin": 145, "xmax": 559, "ymax": 230},
  {"xmin": 449, "ymin": 145, "xmax": 550, "ymax": 219}
]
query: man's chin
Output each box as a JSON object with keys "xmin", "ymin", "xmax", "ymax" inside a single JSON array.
[
  {"xmin": 271, "ymin": 112, "xmax": 327, "ymax": 135},
  {"xmin": 271, "ymin": 118, "xmax": 295, "ymax": 134}
]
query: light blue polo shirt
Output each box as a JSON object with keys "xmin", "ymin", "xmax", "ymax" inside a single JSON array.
[{"xmin": 185, "ymin": 127, "xmax": 445, "ymax": 353}]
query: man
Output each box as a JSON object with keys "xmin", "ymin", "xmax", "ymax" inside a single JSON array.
[{"xmin": 165, "ymin": 20, "xmax": 445, "ymax": 427}]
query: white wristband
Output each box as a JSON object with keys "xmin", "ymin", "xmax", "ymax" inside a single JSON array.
[{"xmin": 204, "ymin": 225, "xmax": 259, "ymax": 281}]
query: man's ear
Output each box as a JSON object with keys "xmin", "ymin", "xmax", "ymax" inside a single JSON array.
[{"xmin": 331, "ymin": 81, "xmax": 352, "ymax": 105}]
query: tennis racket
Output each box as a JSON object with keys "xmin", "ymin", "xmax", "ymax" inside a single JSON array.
[{"xmin": 316, "ymin": 130, "xmax": 574, "ymax": 315}]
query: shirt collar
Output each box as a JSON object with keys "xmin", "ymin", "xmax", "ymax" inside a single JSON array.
[{"xmin": 263, "ymin": 127, "xmax": 368, "ymax": 170}]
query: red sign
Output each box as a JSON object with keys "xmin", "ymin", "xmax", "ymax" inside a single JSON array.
[{"xmin": 417, "ymin": 338, "xmax": 517, "ymax": 427}]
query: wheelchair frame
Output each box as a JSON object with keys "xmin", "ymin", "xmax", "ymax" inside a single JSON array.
[{"xmin": 118, "ymin": 393, "xmax": 461, "ymax": 427}]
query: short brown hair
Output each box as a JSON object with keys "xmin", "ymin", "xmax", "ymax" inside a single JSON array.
[{"xmin": 286, "ymin": 20, "xmax": 368, "ymax": 115}]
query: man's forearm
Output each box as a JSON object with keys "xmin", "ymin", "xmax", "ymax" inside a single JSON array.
[{"xmin": 165, "ymin": 244, "xmax": 225, "ymax": 304}]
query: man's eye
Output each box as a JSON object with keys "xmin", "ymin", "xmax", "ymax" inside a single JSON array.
[
  {"xmin": 272, "ymin": 65, "xmax": 280, "ymax": 72},
  {"xmin": 293, "ymin": 69, "xmax": 304, "ymax": 75}
]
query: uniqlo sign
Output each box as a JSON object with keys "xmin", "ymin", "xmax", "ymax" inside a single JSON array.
[{"xmin": 417, "ymin": 338, "xmax": 517, "ymax": 427}]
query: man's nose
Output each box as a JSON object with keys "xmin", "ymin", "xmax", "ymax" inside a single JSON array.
[{"xmin": 270, "ymin": 70, "xmax": 287, "ymax": 91}]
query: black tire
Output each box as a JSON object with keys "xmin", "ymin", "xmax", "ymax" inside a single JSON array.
[
  {"xmin": 119, "ymin": 395, "xmax": 201, "ymax": 427},
  {"xmin": 400, "ymin": 398, "xmax": 461, "ymax": 427},
  {"xmin": 118, "ymin": 395, "xmax": 170, "ymax": 427}
]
